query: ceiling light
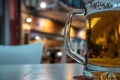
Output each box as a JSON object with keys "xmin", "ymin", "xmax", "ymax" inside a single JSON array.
[
  {"xmin": 40, "ymin": 2, "xmax": 47, "ymax": 9},
  {"xmin": 26, "ymin": 17, "xmax": 32, "ymax": 23},
  {"xmin": 56, "ymin": 51, "xmax": 63, "ymax": 57},
  {"xmin": 35, "ymin": 36, "xmax": 41, "ymax": 40}
]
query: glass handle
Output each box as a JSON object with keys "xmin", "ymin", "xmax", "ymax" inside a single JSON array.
[{"xmin": 64, "ymin": 9, "xmax": 86, "ymax": 64}]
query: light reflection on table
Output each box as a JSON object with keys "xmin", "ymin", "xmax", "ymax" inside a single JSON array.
[{"xmin": 0, "ymin": 64, "xmax": 84, "ymax": 80}]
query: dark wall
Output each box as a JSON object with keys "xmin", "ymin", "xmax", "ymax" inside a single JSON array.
[
  {"xmin": 0, "ymin": 0, "xmax": 4, "ymax": 44},
  {"xmin": 0, "ymin": 0, "xmax": 21, "ymax": 45},
  {"xmin": 9, "ymin": 0, "xmax": 21, "ymax": 45}
]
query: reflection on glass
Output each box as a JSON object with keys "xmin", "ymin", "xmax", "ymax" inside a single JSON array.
[{"xmin": 64, "ymin": 9, "xmax": 120, "ymax": 79}]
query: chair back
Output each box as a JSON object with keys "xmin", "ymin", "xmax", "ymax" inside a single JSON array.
[{"xmin": 0, "ymin": 43, "xmax": 44, "ymax": 64}]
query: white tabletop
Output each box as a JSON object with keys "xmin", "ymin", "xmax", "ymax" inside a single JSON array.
[{"xmin": 0, "ymin": 64, "xmax": 84, "ymax": 80}]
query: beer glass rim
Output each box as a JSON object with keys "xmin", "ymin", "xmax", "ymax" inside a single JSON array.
[{"xmin": 86, "ymin": 8, "xmax": 120, "ymax": 17}]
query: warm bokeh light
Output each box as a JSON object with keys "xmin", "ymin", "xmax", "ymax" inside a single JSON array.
[
  {"xmin": 56, "ymin": 51, "xmax": 63, "ymax": 57},
  {"xmin": 26, "ymin": 17, "xmax": 32, "ymax": 23},
  {"xmin": 35, "ymin": 36, "xmax": 41, "ymax": 40},
  {"xmin": 34, "ymin": 18, "xmax": 62, "ymax": 34},
  {"xmin": 77, "ymin": 30, "xmax": 86, "ymax": 40},
  {"xmin": 22, "ymin": 23, "xmax": 31, "ymax": 30},
  {"xmin": 40, "ymin": 2, "xmax": 47, "ymax": 9},
  {"xmin": 70, "ymin": 27, "xmax": 76, "ymax": 38}
]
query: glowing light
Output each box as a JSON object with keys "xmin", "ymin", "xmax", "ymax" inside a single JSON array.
[
  {"xmin": 26, "ymin": 17, "xmax": 32, "ymax": 23},
  {"xmin": 40, "ymin": 2, "xmax": 47, "ymax": 9},
  {"xmin": 35, "ymin": 36, "xmax": 41, "ymax": 40},
  {"xmin": 77, "ymin": 30, "xmax": 86, "ymax": 40},
  {"xmin": 56, "ymin": 52, "xmax": 63, "ymax": 57},
  {"xmin": 70, "ymin": 27, "xmax": 76, "ymax": 38}
]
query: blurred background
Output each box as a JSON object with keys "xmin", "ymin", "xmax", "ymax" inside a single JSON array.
[{"xmin": 0, "ymin": 0, "xmax": 86, "ymax": 64}]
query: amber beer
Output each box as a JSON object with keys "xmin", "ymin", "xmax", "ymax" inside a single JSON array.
[{"xmin": 86, "ymin": 10, "xmax": 120, "ymax": 67}]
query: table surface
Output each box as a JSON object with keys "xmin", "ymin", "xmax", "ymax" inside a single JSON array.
[{"xmin": 0, "ymin": 63, "xmax": 84, "ymax": 80}]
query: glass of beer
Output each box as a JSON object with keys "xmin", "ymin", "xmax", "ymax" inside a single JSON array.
[{"xmin": 64, "ymin": 2, "xmax": 120, "ymax": 79}]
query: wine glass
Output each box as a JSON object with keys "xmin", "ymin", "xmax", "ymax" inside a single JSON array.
[{"xmin": 64, "ymin": 2, "xmax": 120, "ymax": 79}]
